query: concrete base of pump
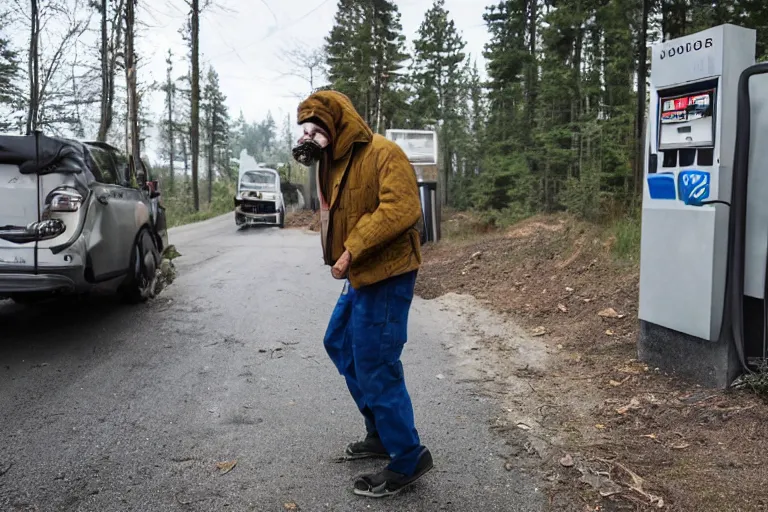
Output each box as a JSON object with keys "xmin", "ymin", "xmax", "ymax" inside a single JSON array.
[{"xmin": 638, "ymin": 320, "xmax": 742, "ymax": 389}]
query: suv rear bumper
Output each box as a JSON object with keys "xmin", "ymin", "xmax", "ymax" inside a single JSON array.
[{"xmin": 0, "ymin": 270, "xmax": 78, "ymax": 294}]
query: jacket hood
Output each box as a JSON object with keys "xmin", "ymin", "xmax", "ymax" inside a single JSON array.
[{"xmin": 297, "ymin": 90, "xmax": 373, "ymax": 161}]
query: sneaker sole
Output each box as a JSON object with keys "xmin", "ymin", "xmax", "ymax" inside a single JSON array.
[
  {"xmin": 352, "ymin": 461, "xmax": 434, "ymax": 498},
  {"xmin": 343, "ymin": 450, "xmax": 390, "ymax": 461}
]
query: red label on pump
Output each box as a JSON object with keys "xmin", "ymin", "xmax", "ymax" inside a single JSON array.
[{"xmin": 673, "ymin": 97, "xmax": 690, "ymax": 110}]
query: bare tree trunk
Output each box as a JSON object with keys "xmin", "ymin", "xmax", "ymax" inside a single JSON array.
[
  {"xmin": 96, "ymin": 0, "xmax": 124, "ymax": 141},
  {"xmin": 166, "ymin": 50, "xmax": 175, "ymax": 191},
  {"xmin": 125, "ymin": 0, "xmax": 141, "ymax": 183},
  {"xmin": 525, "ymin": 0, "xmax": 537, "ymax": 146},
  {"xmin": 634, "ymin": 0, "xmax": 650, "ymax": 197},
  {"xmin": 26, "ymin": 0, "xmax": 39, "ymax": 134},
  {"xmin": 124, "ymin": 94, "xmax": 129, "ymax": 157},
  {"xmin": 190, "ymin": 0, "xmax": 201, "ymax": 211},
  {"xmin": 207, "ymin": 99, "xmax": 215, "ymax": 204},
  {"xmin": 71, "ymin": 60, "xmax": 84, "ymax": 137},
  {"xmin": 181, "ymin": 136, "xmax": 189, "ymax": 178},
  {"xmin": 97, "ymin": 0, "xmax": 109, "ymax": 141}
]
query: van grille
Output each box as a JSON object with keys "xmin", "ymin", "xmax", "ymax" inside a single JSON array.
[{"xmin": 240, "ymin": 200, "xmax": 276, "ymax": 215}]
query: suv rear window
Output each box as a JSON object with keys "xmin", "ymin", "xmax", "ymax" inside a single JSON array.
[{"xmin": 88, "ymin": 147, "xmax": 119, "ymax": 185}]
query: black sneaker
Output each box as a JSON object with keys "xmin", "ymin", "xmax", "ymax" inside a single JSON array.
[
  {"xmin": 344, "ymin": 433, "xmax": 390, "ymax": 460},
  {"xmin": 353, "ymin": 447, "xmax": 433, "ymax": 497}
]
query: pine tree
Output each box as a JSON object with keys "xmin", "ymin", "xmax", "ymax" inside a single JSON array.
[
  {"xmin": 410, "ymin": 0, "xmax": 466, "ymax": 205},
  {"xmin": 202, "ymin": 66, "xmax": 230, "ymax": 202},
  {"xmin": 325, "ymin": 0, "xmax": 409, "ymax": 131},
  {"xmin": 318, "ymin": 0, "xmax": 768, "ymax": 221},
  {"xmin": 159, "ymin": 49, "xmax": 177, "ymax": 191},
  {"xmin": 175, "ymin": 71, "xmax": 193, "ymax": 197},
  {"xmin": 229, "ymin": 109, "xmax": 247, "ymax": 158},
  {"xmin": 258, "ymin": 111, "xmax": 276, "ymax": 158}
]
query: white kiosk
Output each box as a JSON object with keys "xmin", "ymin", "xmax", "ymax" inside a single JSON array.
[
  {"xmin": 385, "ymin": 129, "xmax": 441, "ymax": 243},
  {"xmin": 638, "ymin": 24, "xmax": 768, "ymax": 387}
]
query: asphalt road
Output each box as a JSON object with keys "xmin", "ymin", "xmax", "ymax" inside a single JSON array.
[{"xmin": 0, "ymin": 215, "xmax": 545, "ymax": 512}]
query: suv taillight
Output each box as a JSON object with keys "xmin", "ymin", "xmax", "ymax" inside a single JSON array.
[{"xmin": 46, "ymin": 187, "xmax": 83, "ymax": 212}]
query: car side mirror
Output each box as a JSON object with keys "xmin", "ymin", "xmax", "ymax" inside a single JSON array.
[
  {"xmin": 148, "ymin": 180, "xmax": 161, "ymax": 198},
  {"xmin": 678, "ymin": 170, "xmax": 710, "ymax": 206}
]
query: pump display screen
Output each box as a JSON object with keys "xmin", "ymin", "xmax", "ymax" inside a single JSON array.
[{"xmin": 658, "ymin": 89, "xmax": 715, "ymax": 150}]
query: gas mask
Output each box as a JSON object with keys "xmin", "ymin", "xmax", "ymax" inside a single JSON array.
[{"xmin": 292, "ymin": 121, "xmax": 330, "ymax": 166}]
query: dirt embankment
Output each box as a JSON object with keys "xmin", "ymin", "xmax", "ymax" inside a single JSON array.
[
  {"xmin": 417, "ymin": 212, "xmax": 768, "ymax": 512},
  {"xmin": 285, "ymin": 210, "xmax": 320, "ymax": 231}
]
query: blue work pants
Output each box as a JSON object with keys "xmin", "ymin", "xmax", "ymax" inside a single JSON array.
[{"xmin": 323, "ymin": 270, "xmax": 423, "ymax": 476}]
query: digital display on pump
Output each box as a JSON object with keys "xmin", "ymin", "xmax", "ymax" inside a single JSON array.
[
  {"xmin": 658, "ymin": 88, "xmax": 715, "ymax": 149},
  {"xmin": 661, "ymin": 92, "xmax": 712, "ymax": 124}
]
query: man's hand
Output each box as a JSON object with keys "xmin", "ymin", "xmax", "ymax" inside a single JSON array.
[{"xmin": 331, "ymin": 250, "xmax": 351, "ymax": 280}]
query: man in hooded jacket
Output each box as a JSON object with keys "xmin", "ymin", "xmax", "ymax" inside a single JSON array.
[{"xmin": 292, "ymin": 90, "xmax": 433, "ymax": 497}]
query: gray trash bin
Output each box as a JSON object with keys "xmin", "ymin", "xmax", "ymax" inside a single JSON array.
[{"xmin": 417, "ymin": 180, "xmax": 440, "ymax": 243}]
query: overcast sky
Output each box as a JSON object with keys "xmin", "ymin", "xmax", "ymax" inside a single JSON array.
[
  {"xmin": 4, "ymin": 0, "xmax": 490, "ymax": 160},
  {"xmin": 138, "ymin": 0, "xmax": 489, "ymax": 135}
]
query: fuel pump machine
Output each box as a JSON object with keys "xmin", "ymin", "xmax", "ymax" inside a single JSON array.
[
  {"xmin": 385, "ymin": 129, "xmax": 441, "ymax": 243},
  {"xmin": 638, "ymin": 24, "xmax": 768, "ymax": 388}
]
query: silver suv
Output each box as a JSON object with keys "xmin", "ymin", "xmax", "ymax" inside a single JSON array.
[{"xmin": 0, "ymin": 134, "xmax": 169, "ymax": 304}]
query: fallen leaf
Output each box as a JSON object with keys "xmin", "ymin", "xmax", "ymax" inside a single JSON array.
[
  {"xmin": 558, "ymin": 304, "xmax": 568, "ymax": 313},
  {"xmin": 531, "ymin": 326, "xmax": 547, "ymax": 337},
  {"xmin": 283, "ymin": 502, "xmax": 299, "ymax": 511},
  {"xmin": 617, "ymin": 398, "xmax": 641, "ymax": 415},
  {"xmin": 595, "ymin": 424, "xmax": 606, "ymax": 430},
  {"xmin": 670, "ymin": 442, "xmax": 690, "ymax": 450},
  {"xmin": 516, "ymin": 422, "xmax": 532, "ymax": 431},
  {"xmin": 559, "ymin": 454, "xmax": 574, "ymax": 467},
  {"xmin": 598, "ymin": 308, "xmax": 620, "ymax": 318},
  {"xmin": 470, "ymin": 251, "xmax": 482, "ymax": 260},
  {"xmin": 642, "ymin": 434, "xmax": 658, "ymax": 440},
  {"xmin": 605, "ymin": 329, "xmax": 615, "ymax": 336},
  {"xmin": 609, "ymin": 376, "xmax": 631, "ymax": 387},
  {"xmin": 215, "ymin": 460, "xmax": 237, "ymax": 475},
  {"xmin": 565, "ymin": 287, "xmax": 574, "ymax": 292},
  {"xmin": 578, "ymin": 466, "xmax": 623, "ymax": 497},
  {"xmin": 618, "ymin": 362, "xmax": 649, "ymax": 374},
  {"xmin": 612, "ymin": 461, "xmax": 665, "ymax": 508}
]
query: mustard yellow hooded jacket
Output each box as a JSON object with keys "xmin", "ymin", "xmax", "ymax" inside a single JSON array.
[{"xmin": 297, "ymin": 90, "xmax": 422, "ymax": 289}]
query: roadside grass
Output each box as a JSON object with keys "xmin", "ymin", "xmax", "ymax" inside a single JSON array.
[
  {"xmin": 606, "ymin": 212, "xmax": 642, "ymax": 263},
  {"xmin": 164, "ymin": 181, "xmax": 235, "ymax": 228},
  {"xmin": 440, "ymin": 207, "xmax": 642, "ymax": 267},
  {"xmin": 440, "ymin": 207, "xmax": 532, "ymax": 242}
]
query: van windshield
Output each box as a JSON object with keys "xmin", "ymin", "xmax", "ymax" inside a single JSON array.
[{"xmin": 241, "ymin": 170, "xmax": 277, "ymax": 191}]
